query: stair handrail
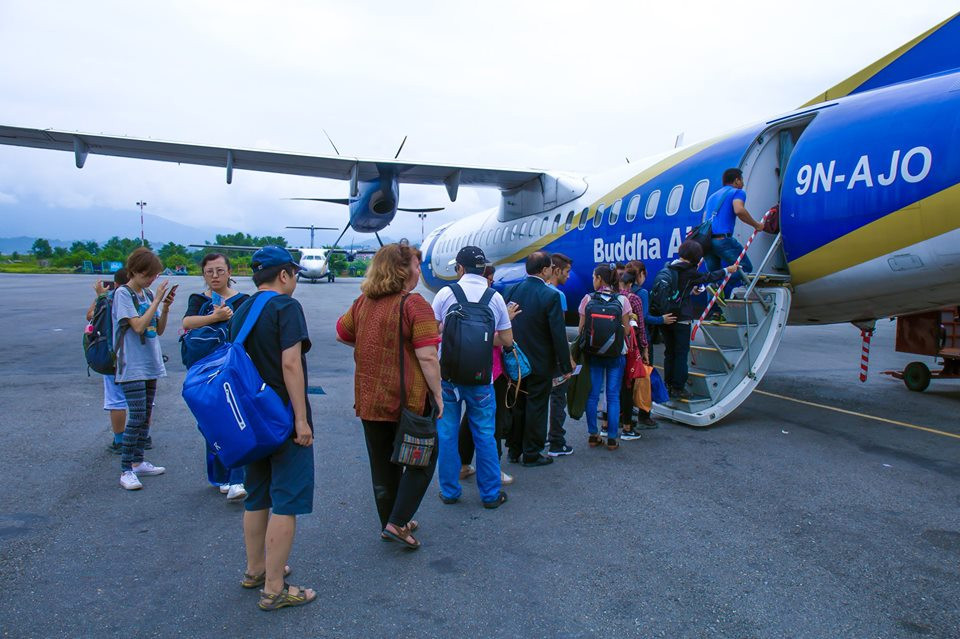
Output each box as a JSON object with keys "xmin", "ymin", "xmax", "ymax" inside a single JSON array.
[{"xmin": 691, "ymin": 208, "xmax": 775, "ymax": 341}]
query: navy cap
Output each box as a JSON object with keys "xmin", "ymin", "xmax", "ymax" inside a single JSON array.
[
  {"xmin": 251, "ymin": 246, "xmax": 302, "ymax": 272},
  {"xmin": 449, "ymin": 245, "xmax": 490, "ymax": 269}
]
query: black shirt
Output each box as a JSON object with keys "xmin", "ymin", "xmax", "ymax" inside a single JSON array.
[
  {"xmin": 183, "ymin": 292, "xmax": 249, "ymax": 318},
  {"xmin": 229, "ymin": 291, "xmax": 313, "ymax": 428}
]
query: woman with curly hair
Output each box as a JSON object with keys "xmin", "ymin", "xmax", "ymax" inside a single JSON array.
[{"xmin": 336, "ymin": 242, "xmax": 443, "ymax": 550}]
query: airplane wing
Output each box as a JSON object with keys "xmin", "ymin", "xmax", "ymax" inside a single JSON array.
[
  {"xmin": 189, "ymin": 244, "xmax": 301, "ymax": 254},
  {"xmin": 0, "ymin": 126, "xmax": 547, "ymax": 198}
]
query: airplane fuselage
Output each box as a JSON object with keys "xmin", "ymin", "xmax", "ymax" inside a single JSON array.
[{"xmin": 421, "ymin": 70, "xmax": 960, "ymax": 326}]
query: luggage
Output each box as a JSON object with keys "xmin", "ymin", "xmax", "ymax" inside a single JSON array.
[
  {"xmin": 440, "ymin": 283, "xmax": 496, "ymax": 385},
  {"xmin": 181, "ymin": 292, "xmax": 293, "ymax": 468},
  {"xmin": 686, "ymin": 186, "xmax": 735, "ymax": 253},
  {"xmin": 581, "ymin": 291, "xmax": 625, "ymax": 357}
]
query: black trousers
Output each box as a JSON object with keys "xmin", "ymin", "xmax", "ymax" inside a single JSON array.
[
  {"xmin": 361, "ymin": 420, "xmax": 437, "ymax": 529},
  {"xmin": 548, "ymin": 378, "xmax": 569, "ymax": 449},
  {"xmin": 459, "ymin": 375, "xmax": 509, "ymax": 465},
  {"xmin": 507, "ymin": 374, "xmax": 553, "ymax": 461}
]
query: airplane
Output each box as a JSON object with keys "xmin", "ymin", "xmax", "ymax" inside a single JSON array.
[{"xmin": 2, "ymin": 12, "xmax": 959, "ymax": 426}]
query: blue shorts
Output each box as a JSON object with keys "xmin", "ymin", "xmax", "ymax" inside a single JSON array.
[
  {"xmin": 103, "ymin": 376, "xmax": 126, "ymax": 411},
  {"xmin": 244, "ymin": 438, "xmax": 315, "ymax": 516}
]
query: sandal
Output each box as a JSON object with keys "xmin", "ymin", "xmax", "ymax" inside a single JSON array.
[
  {"xmin": 241, "ymin": 564, "xmax": 292, "ymax": 589},
  {"xmin": 588, "ymin": 434, "xmax": 603, "ymax": 447},
  {"xmin": 380, "ymin": 519, "xmax": 418, "ymax": 541},
  {"xmin": 607, "ymin": 438, "xmax": 619, "ymax": 451},
  {"xmin": 258, "ymin": 583, "xmax": 317, "ymax": 611},
  {"xmin": 381, "ymin": 522, "xmax": 421, "ymax": 550}
]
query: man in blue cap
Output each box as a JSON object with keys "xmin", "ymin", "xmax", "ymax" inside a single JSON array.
[{"xmin": 228, "ymin": 246, "xmax": 317, "ymax": 611}]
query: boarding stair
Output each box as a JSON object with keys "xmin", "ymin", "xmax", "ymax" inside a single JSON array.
[{"xmin": 652, "ymin": 232, "xmax": 791, "ymax": 427}]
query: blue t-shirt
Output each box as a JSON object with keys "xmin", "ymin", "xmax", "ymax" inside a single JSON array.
[
  {"xmin": 546, "ymin": 283, "xmax": 567, "ymax": 312},
  {"xmin": 703, "ymin": 186, "xmax": 746, "ymax": 235}
]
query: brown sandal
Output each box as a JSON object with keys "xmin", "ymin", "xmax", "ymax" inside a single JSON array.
[
  {"xmin": 241, "ymin": 564, "xmax": 291, "ymax": 589},
  {"xmin": 258, "ymin": 583, "xmax": 317, "ymax": 611},
  {"xmin": 607, "ymin": 438, "xmax": 619, "ymax": 451},
  {"xmin": 381, "ymin": 522, "xmax": 421, "ymax": 550},
  {"xmin": 588, "ymin": 434, "xmax": 603, "ymax": 447},
  {"xmin": 380, "ymin": 519, "xmax": 418, "ymax": 541}
]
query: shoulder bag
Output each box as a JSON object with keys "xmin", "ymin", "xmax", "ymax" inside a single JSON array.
[
  {"xmin": 390, "ymin": 294, "xmax": 438, "ymax": 468},
  {"xmin": 687, "ymin": 186, "xmax": 736, "ymax": 254}
]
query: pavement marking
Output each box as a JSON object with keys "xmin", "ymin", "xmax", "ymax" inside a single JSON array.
[{"xmin": 754, "ymin": 389, "xmax": 960, "ymax": 440}]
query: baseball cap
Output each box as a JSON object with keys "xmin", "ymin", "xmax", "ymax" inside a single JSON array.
[
  {"xmin": 449, "ymin": 245, "xmax": 490, "ymax": 269},
  {"xmin": 251, "ymin": 246, "xmax": 302, "ymax": 272}
]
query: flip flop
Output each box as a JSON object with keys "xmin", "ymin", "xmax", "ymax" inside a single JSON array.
[
  {"xmin": 241, "ymin": 565, "xmax": 292, "ymax": 589},
  {"xmin": 381, "ymin": 522, "xmax": 421, "ymax": 550},
  {"xmin": 258, "ymin": 583, "xmax": 317, "ymax": 611}
]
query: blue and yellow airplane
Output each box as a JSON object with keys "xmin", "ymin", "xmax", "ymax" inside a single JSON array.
[{"xmin": 0, "ymin": 12, "xmax": 958, "ymax": 422}]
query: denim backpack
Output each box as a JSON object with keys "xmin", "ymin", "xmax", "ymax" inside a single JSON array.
[{"xmin": 181, "ymin": 292, "xmax": 293, "ymax": 468}]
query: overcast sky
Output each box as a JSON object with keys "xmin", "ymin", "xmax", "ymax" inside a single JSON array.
[{"xmin": 0, "ymin": 1, "xmax": 955, "ymax": 245}]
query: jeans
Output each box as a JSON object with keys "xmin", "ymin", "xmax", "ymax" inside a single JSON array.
[
  {"xmin": 662, "ymin": 323, "xmax": 692, "ymax": 391},
  {"xmin": 705, "ymin": 237, "xmax": 753, "ymax": 298},
  {"xmin": 586, "ymin": 355, "xmax": 626, "ymax": 440},
  {"xmin": 438, "ymin": 381, "xmax": 502, "ymax": 503},
  {"xmin": 459, "ymin": 375, "xmax": 509, "ymax": 464}
]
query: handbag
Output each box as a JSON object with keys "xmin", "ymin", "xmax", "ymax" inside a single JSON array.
[
  {"xmin": 686, "ymin": 186, "xmax": 735, "ymax": 253},
  {"xmin": 624, "ymin": 327, "xmax": 647, "ymax": 381},
  {"xmin": 632, "ymin": 365, "xmax": 653, "ymax": 413},
  {"xmin": 390, "ymin": 295, "xmax": 438, "ymax": 468},
  {"xmin": 649, "ymin": 368, "xmax": 670, "ymax": 404},
  {"xmin": 502, "ymin": 343, "xmax": 532, "ymax": 382}
]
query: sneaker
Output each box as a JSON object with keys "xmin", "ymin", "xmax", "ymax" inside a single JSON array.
[
  {"xmin": 600, "ymin": 428, "xmax": 609, "ymax": 438},
  {"xmin": 636, "ymin": 416, "xmax": 658, "ymax": 429},
  {"xmin": 606, "ymin": 438, "xmax": 619, "ymax": 451},
  {"xmin": 106, "ymin": 441, "xmax": 122, "ymax": 455},
  {"xmin": 132, "ymin": 461, "xmax": 165, "ymax": 476},
  {"xmin": 226, "ymin": 484, "xmax": 247, "ymax": 501},
  {"xmin": 500, "ymin": 471, "xmax": 514, "ymax": 486},
  {"xmin": 218, "ymin": 484, "xmax": 230, "ymax": 494},
  {"xmin": 547, "ymin": 444, "xmax": 574, "ymax": 457},
  {"xmin": 620, "ymin": 431, "xmax": 642, "ymax": 441},
  {"xmin": 120, "ymin": 471, "xmax": 142, "ymax": 490}
]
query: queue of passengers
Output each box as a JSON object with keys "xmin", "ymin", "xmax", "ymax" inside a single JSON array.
[{"xmin": 86, "ymin": 228, "xmax": 727, "ymax": 611}]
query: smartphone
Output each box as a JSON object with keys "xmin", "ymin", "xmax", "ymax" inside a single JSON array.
[
  {"xmin": 103, "ymin": 281, "xmax": 116, "ymax": 291},
  {"xmin": 158, "ymin": 282, "xmax": 179, "ymax": 304}
]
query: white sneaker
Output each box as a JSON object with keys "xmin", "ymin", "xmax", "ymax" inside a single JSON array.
[
  {"xmin": 132, "ymin": 461, "xmax": 165, "ymax": 476},
  {"xmin": 500, "ymin": 471, "xmax": 514, "ymax": 486},
  {"xmin": 219, "ymin": 484, "xmax": 230, "ymax": 494},
  {"xmin": 120, "ymin": 471, "xmax": 143, "ymax": 490},
  {"xmin": 226, "ymin": 484, "xmax": 247, "ymax": 501}
]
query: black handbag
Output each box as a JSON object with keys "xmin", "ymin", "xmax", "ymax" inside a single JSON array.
[
  {"xmin": 686, "ymin": 187, "xmax": 736, "ymax": 253},
  {"xmin": 390, "ymin": 295, "xmax": 438, "ymax": 468}
]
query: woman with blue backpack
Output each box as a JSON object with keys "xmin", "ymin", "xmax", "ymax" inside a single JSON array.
[{"xmin": 181, "ymin": 253, "xmax": 249, "ymax": 501}]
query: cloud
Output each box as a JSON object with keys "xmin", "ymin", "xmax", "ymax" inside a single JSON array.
[{"xmin": 0, "ymin": 192, "xmax": 17, "ymax": 205}]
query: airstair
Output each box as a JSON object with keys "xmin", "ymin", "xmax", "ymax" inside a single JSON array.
[{"xmin": 652, "ymin": 233, "xmax": 791, "ymax": 427}]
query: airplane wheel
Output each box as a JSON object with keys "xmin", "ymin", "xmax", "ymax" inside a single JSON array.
[
  {"xmin": 328, "ymin": 273, "xmax": 335, "ymax": 283},
  {"xmin": 296, "ymin": 273, "xmax": 302, "ymax": 281},
  {"xmin": 903, "ymin": 361, "xmax": 930, "ymax": 392}
]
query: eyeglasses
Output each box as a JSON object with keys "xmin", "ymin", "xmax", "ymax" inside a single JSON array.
[{"xmin": 203, "ymin": 268, "xmax": 228, "ymax": 277}]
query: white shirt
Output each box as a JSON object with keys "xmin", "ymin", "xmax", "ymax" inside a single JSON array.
[{"xmin": 432, "ymin": 273, "xmax": 511, "ymax": 331}]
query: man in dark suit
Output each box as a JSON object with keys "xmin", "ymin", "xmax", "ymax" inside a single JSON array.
[{"xmin": 504, "ymin": 252, "xmax": 573, "ymax": 466}]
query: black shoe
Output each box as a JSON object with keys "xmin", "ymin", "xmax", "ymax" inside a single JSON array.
[
  {"xmin": 438, "ymin": 492, "xmax": 459, "ymax": 505},
  {"xmin": 106, "ymin": 441, "xmax": 122, "ymax": 455},
  {"xmin": 508, "ymin": 453, "xmax": 521, "ymax": 464},
  {"xmin": 482, "ymin": 491, "xmax": 508, "ymax": 509},
  {"xmin": 547, "ymin": 445, "xmax": 574, "ymax": 457},
  {"xmin": 636, "ymin": 416, "xmax": 658, "ymax": 429},
  {"xmin": 521, "ymin": 454, "xmax": 553, "ymax": 467},
  {"xmin": 669, "ymin": 387, "xmax": 691, "ymax": 400}
]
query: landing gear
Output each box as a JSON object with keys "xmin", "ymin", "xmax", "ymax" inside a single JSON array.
[
  {"xmin": 903, "ymin": 362, "xmax": 931, "ymax": 392},
  {"xmin": 327, "ymin": 272, "xmax": 335, "ymax": 283}
]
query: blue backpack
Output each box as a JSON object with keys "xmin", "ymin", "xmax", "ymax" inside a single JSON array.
[
  {"xmin": 179, "ymin": 293, "xmax": 247, "ymax": 368},
  {"xmin": 181, "ymin": 292, "xmax": 293, "ymax": 468}
]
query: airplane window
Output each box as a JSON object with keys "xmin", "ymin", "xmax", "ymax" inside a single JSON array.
[
  {"xmin": 609, "ymin": 199, "xmax": 622, "ymax": 225},
  {"xmin": 532, "ymin": 220, "xmax": 540, "ymax": 237},
  {"xmin": 551, "ymin": 214, "xmax": 560, "ymax": 234},
  {"xmin": 593, "ymin": 203, "xmax": 606, "ymax": 228},
  {"xmin": 495, "ymin": 227, "xmax": 503, "ymax": 243},
  {"xmin": 578, "ymin": 207, "xmax": 589, "ymax": 230},
  {"xmin": 690, "ymin": 179, "xmax": 710, "ymax": 212},
  {"xmin": 564, "ymin": 211, "xmax": 574, "ymax": 231},
  {"xmin": 487, "ymin": 229, "xmax": 494, "ymax": 245},
  {"xmin": 666, "ymin": 185, "xmax": 683, "ymax": 215},
  {"xmin": 519, "ymin": 222, "xmax": 528, "ymax": 237},
  {"xmin": 510, "ymin": 224, "xmax": 518, "ymax": 242},
  {"xmin": 625, "ymin": 194, "xmax": 641, "ymax": 222},
  {"xmin": 644, "ymin": 190, "xmax": 661, "ymax": 219}
]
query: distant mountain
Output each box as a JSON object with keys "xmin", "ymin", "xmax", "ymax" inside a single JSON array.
[{"xmin": 0, "ymin": 236, "xmax": 72, "ymax": 253}]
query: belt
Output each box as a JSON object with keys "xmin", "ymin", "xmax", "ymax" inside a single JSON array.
[{"xmin": 711, "ymin": 233, "xmax": 731, "ymax": 239}]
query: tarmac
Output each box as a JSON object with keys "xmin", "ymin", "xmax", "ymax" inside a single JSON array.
[{"xmin": 0, "ymin": 273, "xmax": 958, "ymax": 639}]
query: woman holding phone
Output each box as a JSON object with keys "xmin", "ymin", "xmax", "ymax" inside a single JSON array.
[
  {"xmin": 182, "ymin": 253, "xmax": 249, "ymax": 501},
  {"xmin": 113, "ymin": 247, "xmax": 177, "ymax": 491}
]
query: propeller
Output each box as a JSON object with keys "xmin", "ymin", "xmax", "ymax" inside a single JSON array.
[{"xmin": 394, "ymin": 135, "xmax": 407, "ymax": 159}]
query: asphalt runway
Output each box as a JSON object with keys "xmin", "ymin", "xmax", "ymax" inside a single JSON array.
[{"xmin": 1, "ymin": 273, "xmax": 958, "ymax": 639}]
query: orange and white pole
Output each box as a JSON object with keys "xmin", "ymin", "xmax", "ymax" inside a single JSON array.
[{"xmin": 859, "ymin": 329, "xmax": 872, "ymax": 382}]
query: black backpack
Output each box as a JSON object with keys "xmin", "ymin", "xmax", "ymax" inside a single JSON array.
[
  {"xmin": 582, "ymin": 291, "xmax": 625, "ymax": 358},
  {"xmin": 649, "ymin": 267, "xmax": 681, "ymax": 317},
  {"xmin": 83, "ymin": 285, "xmax": 150, "ymax": 375},
  {"xmin": 440, "ymin": 283, "xmax": 496, "ymax": 385}
]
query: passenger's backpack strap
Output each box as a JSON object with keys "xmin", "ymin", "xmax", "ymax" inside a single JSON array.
[
  {"xmin": 449, "ymin": 283, "xmax": 468, "ymax": 306},
  {"xmin": 232, "ymin": 291, "xmax": 279, "ymax": 345},
  {"xmin": 478, "ymin": 287, "xmax": 494, "ymax": 307}
]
